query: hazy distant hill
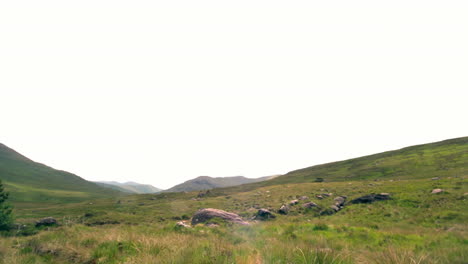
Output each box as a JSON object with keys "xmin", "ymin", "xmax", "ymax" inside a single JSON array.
[
  {"xmin": 164, "ymin": 175, "xmax": 278, "ymax": 193},
  {"xmin": 95, "ymin": 181, "xmax": 162, "ymax": 194},
  {"xmin": 0, "ymin": 143, "xmax": 122, "ymax": 203}
]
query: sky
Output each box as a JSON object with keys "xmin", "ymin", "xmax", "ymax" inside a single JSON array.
[{"xmin": 1, "ymin": 0, "xmax": 467, "ymax": 189}]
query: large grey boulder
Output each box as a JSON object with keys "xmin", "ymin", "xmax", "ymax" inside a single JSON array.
[{"xmin": 191, "ymin": 208, "xmax": 249, "ymax": 225}]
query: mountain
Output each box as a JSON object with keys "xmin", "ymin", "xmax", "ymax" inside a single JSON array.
[
  {"xmin": 164, "ymin": 175, "xmax": 278, "ymax": 193},
  {"xmin": 95, "ymin": 181, "xmax": 162, "ymax": 194},
  {"xmin": 0, "ymin": 143, "xmax": 122, "ymax": 203}
]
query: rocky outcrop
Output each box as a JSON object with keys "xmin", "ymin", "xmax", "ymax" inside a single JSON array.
[
  {"xmin": 191, "ymin": 208, "xmax": 249, "ymax": 225},
  {"xmin": 350, "ymin": 193, "xmax": 391, "ymax": 204}
]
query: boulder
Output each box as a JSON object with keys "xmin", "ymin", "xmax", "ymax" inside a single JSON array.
[
  {"xmin": 316, "ymin": 195, "xmax": 324, "ymax": 200},
  {"xmin": 255, "ymin": 208, "xmax": 276, "ymax": 220},
  {"xmin": 322, "ymin": 193, "xmax": 332, "ymax": 197},
  {"xmin": 350, "ymin": 193, "xmax": 391, "ymax": 204},
  {"xmin": 35, "ymin": 217, "xmax": 58, "ymax": 227},
  {"xmin": 278, "ymin": 205, "xmax": 289, "ymax": 215},
  {"xmin": 298, "ymin": 196, "xmax": 309, "ymax": 200},
  {"xmin": 334, "ymin": 196, "xmax": 346, "ymax": 207},
  {"xmin": 330, "ymin": 205, "xmax": 340, "ymax": 212},
  {"xmin": 431, "ymin": 189, "xmax": 444, "ymax": 194},
  {"xmin": 191, "ymin": 208, "xmax": 249, "ymax": 225},
  {"xmin": 302, "ymin": 202, "xmax": 318, "ymax": 209},
  {"xmin": 431, "ymin": 177, "xmax": 440, "ymax": 180},
  {"xmin": 289, "ymin": 199, "xmax": 299, "ymax": 206}
]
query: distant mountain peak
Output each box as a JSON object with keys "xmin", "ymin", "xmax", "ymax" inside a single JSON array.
[
  {"xmin": 164, "ymin": 175, "xmax": 275, "ymax": 193},
  {"xmin": 94, "ymin": 181, "xmax": 162, "ymax": 194}
]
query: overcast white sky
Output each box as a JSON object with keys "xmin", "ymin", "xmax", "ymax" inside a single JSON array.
[{"xmin": 1, "ymin": 0, "xmax": 467, "ymax": 189}]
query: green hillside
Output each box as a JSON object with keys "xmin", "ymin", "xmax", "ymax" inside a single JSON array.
[
  {"xmin": 219, "ymin": 137, "xmax": 468, "ymax": 194},
  {"xmin": 0, "ymin": 143, "xmax": 122, "ymax": 204}
]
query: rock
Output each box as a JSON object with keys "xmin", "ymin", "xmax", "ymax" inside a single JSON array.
[
  {"xmin": 298, "ymin": 196, "xmax": 309, "ymax": 200},
  {"xmin": 175, "ymin": 221, "xmax": 191, "ymax": 228},
  {"xmin": 197, "ymin": 190, "xmax": 211, "ymax": 198},
  {"xmin": 334, "ymin": 196, "xmax": 346, "ymax": 206},
  {"xmin": 431, "ymin": 177, "xmax": 440, "ymax": 180},
  {"xmin": 191, "ymin": 208, "xmax": 249, "ymax": 225},
  {"xmin": 289, "ymin": 199, "xmax": 299, "ymax": 206},
  {"xmin": 206, "ymin": 223, "xmax": 220, "ymax": 228},
  {"xmin": 302, "ymin": 202, "xmax": 318, "ymax": 209},
  {"xmin": 278, "ymin": 205, "xmax": 289, "ymax": 215},
  {"xmin": 431, "ymin": 189, "xmax": 444, "ymax": 194},
  {"xmin": 322, "ymin": 193, "xmax": 332, "ymax": 197},
  {"xmin": 330, "ymin": 205, "xmax": 340, "ymax": 212},
  {"xmin": 35, "ymin": 217, "xmax": 58, "ymax": 227},
  {"xmin": 255, "ymin": 208, "xmax": 276, "ymax": 220},
  {"xmin": 350, "ymin": 193, "xmax": 391, "ymax": 204},
  {"xmin": 316, "ymin": 195, "xmax": 324, "ymax": 200}
]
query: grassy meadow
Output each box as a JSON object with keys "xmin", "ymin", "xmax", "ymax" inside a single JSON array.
[
  {"xmin": 0, "ymin": 137, "xmax": 467, "ymax": 263},
  {"xmin": 1, "ymin": 176, "xmax": 467, "ymax": 264}
]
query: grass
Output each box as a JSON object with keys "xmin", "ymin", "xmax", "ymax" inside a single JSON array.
[
  {"xmin": 1, "ymin": 176, "xmax": 466, "ymax": 263},
  {"xmin": 0, "ymin": 137, "xmax": 467, "ymax": 263}
]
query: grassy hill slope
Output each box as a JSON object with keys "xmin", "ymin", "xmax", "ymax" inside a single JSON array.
[
  {"xmin": 0, "ymin": 143, "xmax": 122, "ymax": 203},
  {"xmin": 218, "ymin": 137, "xmax": 468, "ymax": 194}
]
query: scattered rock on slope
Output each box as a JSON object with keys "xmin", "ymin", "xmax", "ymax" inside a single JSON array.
[
  {"xmin": 36, "ymin": 217, "xmax": 58, "ymax": 227},
  {"xmin": 334, "ymin": 196, "xmax": 347, "ymax": 207},
  {"xmin": 289, "ymin": 200, "xmax": 299, "ymax": 206},
  {"xmin": 302, "ymin": 202, "xmax": 318, "ymax": 209},
  {"xmin": 278, "ymin": 205, "xmax": 289, "ymax": 215},
  {"xmin": 254, "ymin": 208, "xmax": 276, "ymax": 220},
  {"xmin": 431, "ymin": 189, "xmax": 444, "ymax": 194},
  {"xmin": 191, "ymin": 208, "xmax": 249, "ymax": 225},
  {"xmin": 350, "ymin": 193, "xmax": 391, "ymax": 204}
]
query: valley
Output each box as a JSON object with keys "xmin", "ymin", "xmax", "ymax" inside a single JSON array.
[{"xmin": 0, "ymin": 137, "xmax": 467, "ymax": 263}]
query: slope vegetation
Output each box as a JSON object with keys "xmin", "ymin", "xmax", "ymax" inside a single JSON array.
[
  {"xmin": 0, "ymin": 143, "xmax": 122, "ymax": 204},
  {"xmin": 219, "ymin": 137, "xmax": 468, "ymax": 193}
]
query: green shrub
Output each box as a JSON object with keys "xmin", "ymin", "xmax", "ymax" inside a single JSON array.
[{"xmin": 0, "ymin": 180, "xmax": 13, "ymax": 231}]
